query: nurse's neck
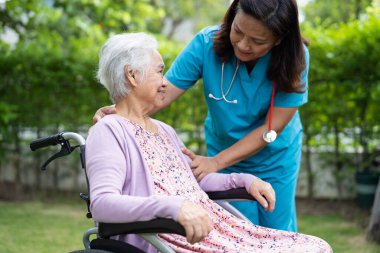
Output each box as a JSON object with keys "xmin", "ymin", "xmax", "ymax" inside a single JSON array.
[{"xmin": 245, "ymin": 59, "xmax": 258, "ymax": 74}]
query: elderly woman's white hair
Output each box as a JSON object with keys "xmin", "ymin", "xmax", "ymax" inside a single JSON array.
[{"xmin": 97, "ymin": 33, "xmax": 158, "ymax": 103}]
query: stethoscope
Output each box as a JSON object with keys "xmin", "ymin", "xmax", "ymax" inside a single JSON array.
[{"xmin": 208, "ymin": 60, "xmax": 277, "ymax": 143}]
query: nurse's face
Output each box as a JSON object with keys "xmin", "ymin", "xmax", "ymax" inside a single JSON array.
[{"xmin": 230, "ymin": 10, "xmax": 280, "ymax": 64}]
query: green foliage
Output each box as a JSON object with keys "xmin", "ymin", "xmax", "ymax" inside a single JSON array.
[
  {"xmin": 302, "ymin": 5, "xmax": 380, "ymax": 156},
  {"xmin": 300, "ymin": 5, "xmax": 380, "ymax": 199},
  {"xmin": 0, "ymin": 0, "xmax": 227, "ymax": 145},
  {"xmin": 0, "ymin": 0, "xmax": 225, "ymax": 134},
  {"xmin": 1, "ymin": 0, "xmax": 379, "ymax": 199},
  {"xmin": 303, "ymin": 0, "xmax": 373, "ymax": 25},
  {"xmin": 51, "ymin": 0, "xmax": 166, "ymax": 34},
  {"xmin": 154, "ymin": 0, "xmax": 230, "ymax": 33}
]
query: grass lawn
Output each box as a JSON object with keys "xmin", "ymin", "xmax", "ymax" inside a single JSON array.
[
  {"xmin": 0, "ymin": 200, "xmax": 379, "ymax": 253},
  {"xmin": 298, "ymin": 213, "xmax": 380, "ymax": 253},
  {"xmin": 0, "ymin": 201, "xmax": 93, "ymax": 253}
]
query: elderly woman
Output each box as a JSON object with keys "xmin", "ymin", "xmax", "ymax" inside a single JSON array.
[{"xmin": 86, "ymin": 33, "xmax": 332, "ymax": 253}]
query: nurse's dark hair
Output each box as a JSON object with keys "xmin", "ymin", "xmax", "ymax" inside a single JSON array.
[{"xmin": 213, "ymin": 0, "xmax": 306, "ymax": 93}]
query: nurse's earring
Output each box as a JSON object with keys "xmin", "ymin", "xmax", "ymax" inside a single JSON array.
[{"xmin": 274, "ymin": 39, "xmax": 282, "ymax": 46}]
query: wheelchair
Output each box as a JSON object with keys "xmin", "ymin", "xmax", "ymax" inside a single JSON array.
[{"xmin": 30, "ymin": 132, "xmax": 255, "ymax": 253}]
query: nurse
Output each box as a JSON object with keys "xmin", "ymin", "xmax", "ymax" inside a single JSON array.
[{"xmin": 94, "ymin": 0, "xmax": 309, "ymax": 232}]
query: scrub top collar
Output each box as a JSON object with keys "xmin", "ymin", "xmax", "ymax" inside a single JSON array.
[{"xmin": 236, "ymin": 51, "xmax": 272, "ymax": 81}]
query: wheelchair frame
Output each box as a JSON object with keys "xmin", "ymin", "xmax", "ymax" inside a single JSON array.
[{"xmin": 30, "ymin": 132, "xmax": 254, "ymax": 253}]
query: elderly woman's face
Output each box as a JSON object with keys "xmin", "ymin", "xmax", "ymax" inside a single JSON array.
[{"xmin": 134, "ymin": 50, "xmax": 167, "ymax": 108}]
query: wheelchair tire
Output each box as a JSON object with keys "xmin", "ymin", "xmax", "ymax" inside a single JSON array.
[{"xmin": 70, "ymin": 250, "xmax": 113, "ymax": 253}]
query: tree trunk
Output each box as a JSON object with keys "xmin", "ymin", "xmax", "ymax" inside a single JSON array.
[
  {"xmin": 0, "ymin": 159, "xmax": 3, "ymax": 193},
  {"xmin": 333, "ymin": 121, "xmax": 343, "ymax": 201},
  {"xmin": 34, "ymin": 128, "xmax": 42, "ymax": 191},
  {"xmin": 359, "ymin": 88, "xmax": 370, "ymax": 170},
  {"xmin": 53, "ymin": 159, "xmax": 60, "ymax": 191},
  {"xmin": 52, "ymin": 125, "xmax": 60, "ymax": 190},
  {"xmin": 368, "ymin": 177, "xmax": 380, "ymax": 243},
  {"xmin": 12, "ymin": 125, "xmax": 22, "ymax": 192},
  {"xmin": 166, "ymin": 18, "xmax": 183, "ymax": 40},
  {"xmin": 72, "ymin": 133, "xmax": 81, "ymax": 190},
  {"xmin": 355, "ymin": 0, "xmax": 361, "ymax": 19}
]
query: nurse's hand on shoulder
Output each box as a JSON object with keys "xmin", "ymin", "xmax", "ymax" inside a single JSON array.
[
  {"xmin": 93, "ymin": 104, "xmax": 116, "ymax": 124},
  {"xmin": 182, "ymin": 148, "xmax": 219, "ymax": 181},
  {"xmin": 248, "ymin": 178, "xmax": 276, "ymax": 212}
]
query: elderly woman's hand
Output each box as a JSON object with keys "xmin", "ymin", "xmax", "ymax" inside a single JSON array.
[
  {"xmin": 177, "ymin": 200, "xmax": 213, "ymax": 244},
  {"xmin": 182, "ymin": 148, "xmax": 219, "ymax": 181},
  {"xmin": 248, "ymin": 178, "xmax": 276, "ymax": 212},
  {"xmin": 92, "ymin": 105, "xmax": 116, "ymax": 124}
]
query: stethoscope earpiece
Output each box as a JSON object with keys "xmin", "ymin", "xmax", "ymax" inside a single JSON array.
[
  {"xmin": 208, "ymin": 93, "xmax": 238, "ymax": 104},
  {"xmin": 208, "ymin": 61, "xmax": 240, "ymax": 104}
]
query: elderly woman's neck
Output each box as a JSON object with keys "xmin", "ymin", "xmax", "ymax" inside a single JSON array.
[
  {"xmin": 115, "ymin": 99, "xmax": 154, "ymax": 128},
  {"xmin": 116, "ymin": 99, "xmax": 150, "ymax": 118}
]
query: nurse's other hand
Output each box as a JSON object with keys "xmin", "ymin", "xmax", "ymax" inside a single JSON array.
[
  {"xmin": 92, "ymin": 105, "xmax": 116, "ymax": 124},
  {"xmin": 248, "ymin": 178, "xmax": 276, "ymax": 212},
  {"xmin": 182, "ymin": 148, "xmax": 219, "ymax": 181},
  {"xmin": 177, "ymin": 200, "xmax": 213, "ymax": 244}
]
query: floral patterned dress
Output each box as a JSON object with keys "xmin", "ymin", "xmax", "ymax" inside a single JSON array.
[{"xmin": 127, "ymin": 120, "xmax": 332, "ymax": 253}]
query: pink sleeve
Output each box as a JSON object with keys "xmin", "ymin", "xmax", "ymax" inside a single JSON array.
[{"xmin": 198, "ymin": 173, "xmax": 257, "ymax": 192}]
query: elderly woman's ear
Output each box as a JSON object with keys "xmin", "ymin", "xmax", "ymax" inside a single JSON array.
[{"xmin": 124, "ymin": 66, "xmax": 138, "ymax": 87}]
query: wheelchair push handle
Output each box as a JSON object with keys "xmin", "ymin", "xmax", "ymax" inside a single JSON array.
[
  {"xmin": 29, "ymin": 132, "xmax": 86, "ymax": 171},
  {"xmin": 30, "ymin": 132, "xmax": 64, "ymax": 151}
]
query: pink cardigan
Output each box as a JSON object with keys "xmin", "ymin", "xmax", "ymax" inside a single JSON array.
[{"xmin": 86, "ymin": 114, "xmax": 256, "ymax": 252}]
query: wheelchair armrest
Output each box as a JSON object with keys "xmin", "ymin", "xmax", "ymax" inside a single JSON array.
[
  {"xmin": 98, "ymin": 188, "xmax": 253, "ymax": 238},
  {"xmin": 98, "ymin": 218, "xmax": 186, "ymax": 238},
  {"xmin": 206, "ymin": 187, "xmax": 255, "ymax": 201}
]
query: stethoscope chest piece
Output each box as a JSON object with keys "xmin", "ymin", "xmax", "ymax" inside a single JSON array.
[{"xmin": 263, "ymin": 130, "xmax": 277, "ymax": 143}]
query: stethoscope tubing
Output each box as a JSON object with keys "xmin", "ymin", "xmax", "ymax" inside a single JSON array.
[{"xmin": 208, "ymin": 60, "xmax": 277, "ymax": 142}]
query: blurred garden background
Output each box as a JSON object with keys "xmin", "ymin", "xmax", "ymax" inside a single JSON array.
[{"xmin": 1, "ymin": 0, "xmax": 380, "ymax": 252}]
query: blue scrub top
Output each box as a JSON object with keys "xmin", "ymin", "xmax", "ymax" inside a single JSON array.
[{"xmin": 165, "ymin": 26, "xmax": 310, "ymax": 176}]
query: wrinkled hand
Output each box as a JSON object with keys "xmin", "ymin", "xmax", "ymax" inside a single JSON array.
[
  {"xmin": 182, "ymin": 148, "xmax": 219, "ymax": 181},
  {"xmin": 248, "ymin": 178, "xmax": 276, "ymax": 212},
  {"xmin": 92, "ymin": 105, "xmax": 117, "ymax": 124},
  {"xmin": 177, "ymin": 200, "xmax": 213, "ymax": 244}
]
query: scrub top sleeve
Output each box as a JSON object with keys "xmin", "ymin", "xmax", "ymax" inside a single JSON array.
[
  {"xmin": 165, "ymin": 31, "xmax": 205, "ymax": 90},
  {"xmin": 274, "ymin": 45, "xmax": 310, "ymax": 108}
]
